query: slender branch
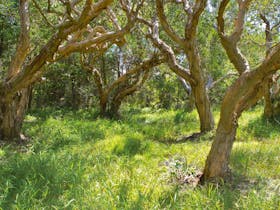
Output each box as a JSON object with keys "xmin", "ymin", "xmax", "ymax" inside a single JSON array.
[
  {"xmin": 185, "ymin": 0, "xmax": 207, "ymax": 41},
  {"xmin": 7, "ymin": 0, "xmax": 30, "ymax": 80},
  {"xmin": 271, "ymin": 21, "xmax": 280, "ymax": 30},
  {"xmin": 208, "ymin": 72, "xmax": 238, "ymax": 90},
  {"xmin": 106, "ymin": 7, "xmax": 122, "ymax": 30},
  {"xmin": 260, "ymin": 13, "xmax": 273, "ymax": 55},
  {"xmin": 156, "ymin": 0, "xmax": 185, "ymax": 45},
  {"xmin": 173, "ymin": 0, "xmax": 192, "ymax": 15},
  {"xmin": 31, "ymin": 0, "xmax": 55, "ymax": 28}
]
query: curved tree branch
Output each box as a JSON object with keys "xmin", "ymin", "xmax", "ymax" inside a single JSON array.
[
  {"xmin": 185, "ymin": 0, "xmax": 207, "ymax": 41},
  {"xmin": 156, "ymin": 0, "xmax": 185, "ymax": 45},
  {"xmin": 4, "ymin": 0, "xmax": 113, "ymax": 100},
  {"xmin": 7, "ymin": 0, "xmax": 30, "ymax": 80},
  {"xmin": 217, "ymin": 0, "xmax": 251, "ymax": 74}
]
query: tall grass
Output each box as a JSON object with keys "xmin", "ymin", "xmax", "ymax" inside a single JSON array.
[{"xmin": 0, "ymin": 106, "xmax": 279, "ymax": 209}]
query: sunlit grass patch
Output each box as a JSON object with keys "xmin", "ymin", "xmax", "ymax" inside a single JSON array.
[{"xmin": 0, "ymin": 106, "xmax": 279, "ymax": 209}]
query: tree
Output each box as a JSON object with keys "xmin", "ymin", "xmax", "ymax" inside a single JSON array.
[
  {"xmin": 82, "ymin": 49, "xmax": 163, "ymax": 118},
  {"xmin": 259, "ymin": 6, "xmax": 280, "ymax": 117},
  {"xmin": 0, "ymin": 0, "xmax": 141, "ymax": 142},
  {"xmin": 203, "ymin": 0, "xmax": 280, "ymax": 181},
  {"xmin": 140, "ymin": 0, "xmax": 214, "ymax": 132}
]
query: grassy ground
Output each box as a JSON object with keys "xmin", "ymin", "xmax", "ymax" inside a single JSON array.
[{"xmin": 0, "ymin": 106, "xmax": 279, "ymax": 209}]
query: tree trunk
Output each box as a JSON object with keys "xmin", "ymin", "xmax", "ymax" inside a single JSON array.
[
  {"xmin": 186, "ymin": 44, "xmax": 214, "ymax": 133},
  {"xmin": 202, "ymin": 70, "xmax": 266, "ymax": 181},
  {"xmin": 193, "ymin": 83, "xmax": 214, "ymax": 132},
  {"xmin": 263, "ymin": 78, "xmax": 273, "ymax": 118},
  {"xmin": 108, "ymin": 99, "xmax": 121, "ymax": 119},
  {"xmin": 203, "ymin": 121, "xmax": 237, "ymax": 180},
  {"xmin": 0, "ymin": 87, "xmax": 31, "ymax": 141},
  {"xmin": 100, "ymin": 95, "xmax": 108, "ymax": 117}
]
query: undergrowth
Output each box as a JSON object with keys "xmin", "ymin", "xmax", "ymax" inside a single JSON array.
[{"xmin": 0, "ymin": 106, "xmax": 279, "ymax": 209}]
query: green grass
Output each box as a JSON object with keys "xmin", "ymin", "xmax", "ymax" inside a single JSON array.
[{"xmin": 0, "ymin": 106, "xmax": 279, "ymax": 209}]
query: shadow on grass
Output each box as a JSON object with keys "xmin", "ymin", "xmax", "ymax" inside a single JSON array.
[
  {"xmin": 112, "ymin": 136, "xmax": 149, "ymax": 157},
  {"xmin": 26, "ymin": 107, "xmax": 201, "ymax": 150},
  {"xmin": 231, "ymin": 144, "xmax": 280, "ymax": 177},
  {"xmin": 153, "ymin": 131, "xmax": 214, "ymax": 145},
  {"xmin": 28, "ymin": 107, "xmax": 100, "ymax": 121},
  {"xmin": 24, "ymin": 112, "xmax": 107, "ymax": 152},
  {"xmin": 242, "ymin": 116, "xmax": 280, "ymax": 139}
]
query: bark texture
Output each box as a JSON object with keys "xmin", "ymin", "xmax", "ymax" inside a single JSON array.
[
  {"xmin": 203, "ymin": 0, "xmax": 280, "ymax": 181},
  {"xmin": 260, "ymin": 13, "xmax": 279, "ymax": 118}
]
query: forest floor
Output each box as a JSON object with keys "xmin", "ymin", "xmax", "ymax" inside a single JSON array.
[{"xmin": 0, "ymin": 106, "xmax": 279, "ymax": 209}]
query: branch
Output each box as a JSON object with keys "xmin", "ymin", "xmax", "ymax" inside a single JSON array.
[
  {"xmin": 217, "ymin": 0, "xmax": 251, "ymax": 74},
  {"xmin": 207, "ymin": 72, "xmax": 238, "ymax": 90},
  {"xmin": 185, "ymin": 0, "xmax": 207, "ymax": 41},
  {"xmin": 260, "ymin": 13, "xmax": 273, "ymax": 55},
  {"xmin": 31, "ymin": 0, "xmax": 55, "ymax": 28},
  {"xmin": 7, "ymin": 0, "xmax": 30, "ymax": 80},
  {"xmin": 113, "ymin": 69, "xmax": 150, "ymax": 103},
  {"xmin": 106, "ymin": 7, "xmax": 122, "ymax": 30},
  {"xmin": 271, "ymin": 21, "xmax": 280, "ymax": 30},
  {"xmin": 92, "ymin": 69, "xmax": 105, "ymax": 97},
  {"xmin": 147, "ymin": 33, "xmax": 196, "ymax": 85},
  {"xmin": 57, "ymin": 0, "xmax": 144, "ymax": 58},
  {"xmin": 156, "ymin": 0, "xmax": 185, "ymax": 45},
  {"xmin": 107, "ymin": 55, "xmax": 164, "ymax": 94},
  {"xmin": 174, "ymin": 0, "xmax": 192, "ymax": 15},
  {"xmin": 259, "ymin": 43, "xmax": 280, "ymax": 74},
  {"xmin": 5, "ymin": 0, "xmax": 113, "ymax": 100},
  {"xmin": 231, "ymin": 0, "xmax": 251, "ymax": 42}
]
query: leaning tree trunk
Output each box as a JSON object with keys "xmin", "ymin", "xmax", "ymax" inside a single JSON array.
[
  {"xmin": 203, "ymin": 116, "xmax": 238, "ymax": 179},
  {"xmin": 203, "ymin": 70, "xmax": 265, "ymax": 181},
  {"xmin": 0, "ymin": 87, "xmax": 31, "ymax": 141}
]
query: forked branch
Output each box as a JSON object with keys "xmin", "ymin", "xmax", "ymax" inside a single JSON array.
[{"xmin": 217, "ymin": 0, "xmax": 251, "ymax": 74}]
